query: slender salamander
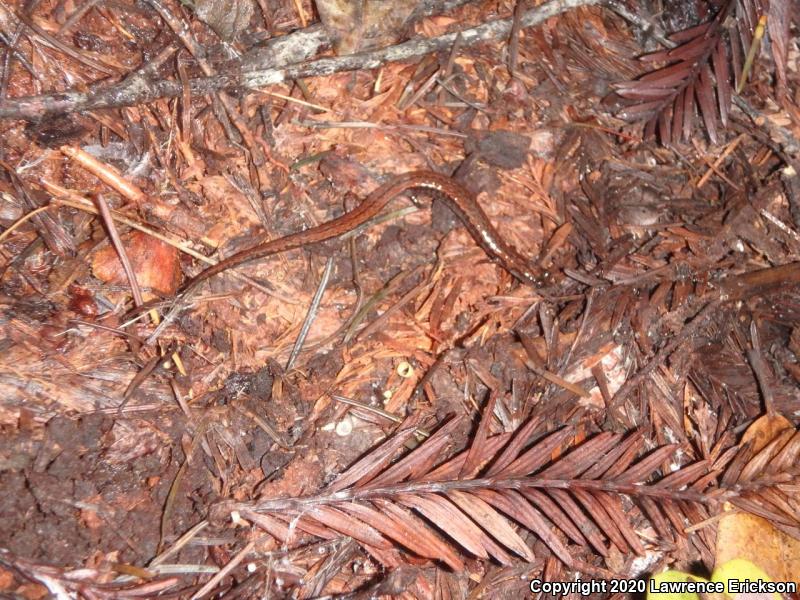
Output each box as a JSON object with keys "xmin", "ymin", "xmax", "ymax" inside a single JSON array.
[{"xmin": 179, "ymin": 170, "xmax": 548, "ymax": 300}]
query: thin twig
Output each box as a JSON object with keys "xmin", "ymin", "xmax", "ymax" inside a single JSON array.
[
  {"xmin": 507, "ymin": 0, "xmax": 524, "ymax": 75},
  {"xmin": 189, "ymin": 540, "xmax": 256, "ymax": 600},
  {"xmin": 144, "ymin": 0, "xmax": 271, "ymax": 170},
  {"xmin": 0, "ymin": 0, "xmax": 602, "ymax": 119},
  {"xmin": 602, "ymin": 0, "xmax": 675, "ymax": 48},
  {"xmin": 0, "ymin": 204, "xmax": 49, "ymax": 244},
  {"xmin": 240, "ymin": 473, "xmax": 710, "ymax": 515},
  {"xmin": 8, "ymin": 5, "xmax": 119, "ymax": 74},
  {"xmin": 299, "ymin": 120, "xmax": 469, "ymax": 138},
  {"xmin": 43, "ymin": 182, "xmax": 296, "ymax": 302},
  {"xmin": 331, "ymin": 394, "xmax": 432, "ymax": 439},
  {"xmin": 148, "ymin": 521, "xmax": 209, "ymax": 568},
  {"xmin": 58, "ymin": 0, "xmax": 104, "ymax": 33},
  {"xmin": 61, "ymin": 145, "xmax": 146, "ymax": 204},
  {"xmin": 234, "ymin": 405, "xmax": 291, "ymax": 449},
  {"xmin": 94, "ymin": 194, "xmax": 145, "ymax": 308},
  {"xmin": 286, "ymin": 256, "xmax": 335, "ymax": 371},
  {"xmin": 438, "ymin": 31, "xmax": 463, "ymax": 104},
  {"xmin": 747, "ymin": 321, "xmax": 775, "ymax": 415}
]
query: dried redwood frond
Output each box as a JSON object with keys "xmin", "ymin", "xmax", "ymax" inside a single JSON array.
[
  {"xmin": 722, "ymin": 416, "xmax": 800, "ymax": 539},
  {"xmin": 613, "ymin": 0, "xmax": 795, "ymax": 145},
  {"xmin": 216, "ymin": 403, "xmax": 800, "ymax": 574},
  {"xmin": 614, "ymin": 0, "xmax": 735, "ymax": 145},
  {"xmin": 217, "ymin": 411, "xmax": 744, "ymax": 570}
]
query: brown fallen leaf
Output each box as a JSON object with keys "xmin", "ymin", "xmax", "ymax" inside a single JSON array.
[
  {"xmin": 715, "ymin": 415, "xmax": 800, "ymax": 587},
  {"xmin": 740, "ymin": 413, "xmax": 795, "ymax": 454},
  {"xmin": 315, "ymin": 0, "xmax": 419, "ymax": 54},
  {"xmin": 194, "ymin": 0, "xmax": 254, "ymax": 41},
  {"xmin": 716, "ymin": 513, "xmax": 800, "ymax": 587},
  {"xmin": 92, "ymin": 230, "xmax": 181, "ymax": 297}
]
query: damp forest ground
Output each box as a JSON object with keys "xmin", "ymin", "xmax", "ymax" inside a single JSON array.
[{"xmin": 0, "ymin": 0, "xmax": 799, "ymax": 598}]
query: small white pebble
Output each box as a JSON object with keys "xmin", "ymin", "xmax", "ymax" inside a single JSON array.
[
  {"xmin": 396, "ymin": 361, "xmax": 414, "ymax": 378},
  {"xmin": 335, "ymin": 417, "xmax": 354, "ymax": 437}
]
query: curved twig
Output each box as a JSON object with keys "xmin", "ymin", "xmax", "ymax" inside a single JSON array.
[{"xmin": 0, "ymin": 0, "xmax": 599, "ymax": 119}]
